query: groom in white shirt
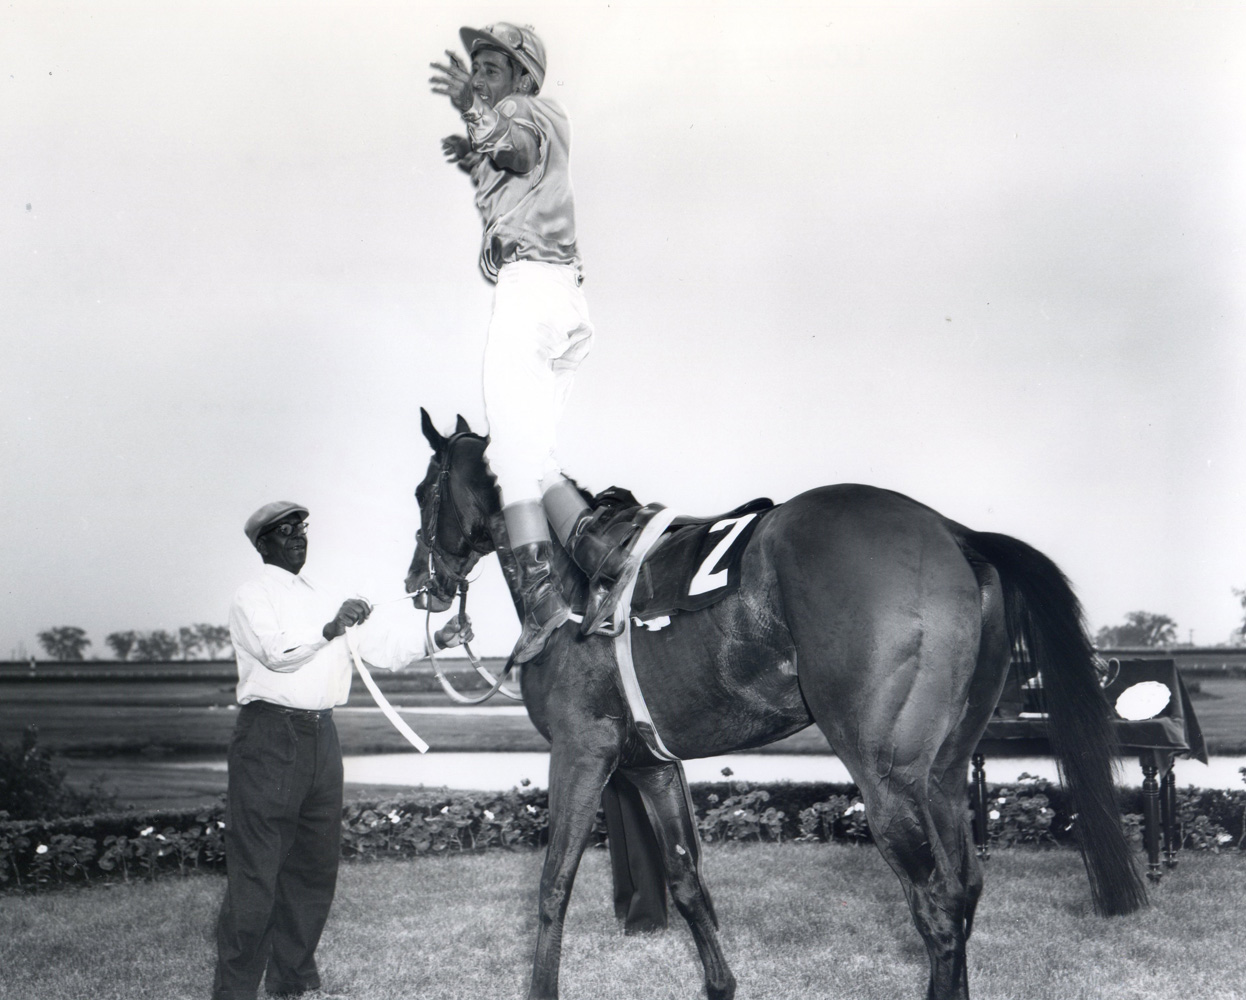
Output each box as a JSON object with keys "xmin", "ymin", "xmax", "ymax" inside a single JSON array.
[{"xmin": 212, "ymin": 500, "xmax": 468, "ymax": 1000}]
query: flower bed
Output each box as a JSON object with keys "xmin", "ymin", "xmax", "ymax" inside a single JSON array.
[{"xmin": 2, "ymin": 776, "xmax": 1242, "ymax": 894}]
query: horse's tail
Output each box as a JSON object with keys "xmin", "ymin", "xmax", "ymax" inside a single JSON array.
[{"xmin": 965, "ymin": 530, "xmax": 1148, "ymax": 916}]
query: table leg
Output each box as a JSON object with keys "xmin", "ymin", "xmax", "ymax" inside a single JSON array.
[
  {"xmin": 1140, "ymin": 757, "xmax": 1162, "ymax": 883},
  {"xmin": 972, "ymin": 752, "xmax": 989, "ymax": 860},
  {"xmin": 1161, "ymin": 766, "xmax": 1178, "ymax": 869}
]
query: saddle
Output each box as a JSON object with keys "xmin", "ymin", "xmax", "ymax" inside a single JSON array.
[{"xmin": 585, "ymin": 487, "xmax": 775, "ymax": 624}]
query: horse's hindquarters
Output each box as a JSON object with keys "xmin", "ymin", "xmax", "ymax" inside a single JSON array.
[{"xmin": 762, "ymin": 486, "xmax": 987, "ymax": 759}]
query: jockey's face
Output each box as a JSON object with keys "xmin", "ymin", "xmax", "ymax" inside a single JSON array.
[
  {"xmin": 470, "ymin": 47, "xmax": 523, "ymax": 105},
  {"xmin": 256, "ymin": 513, "xmax": 308, "ymax": 574}
]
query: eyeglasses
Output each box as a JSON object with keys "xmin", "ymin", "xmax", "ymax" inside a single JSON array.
[{"xmin": 263, "ymin": 521, "xmax": 308, "ymax": 539}]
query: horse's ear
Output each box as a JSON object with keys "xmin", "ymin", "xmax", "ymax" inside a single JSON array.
[
  {"xmin": 454, "ymin": 413, "xmax": 472, "ymax": 435},
  {"xmin": 420, "ymin": 407, "xmax": 446, "ymax": 451}
]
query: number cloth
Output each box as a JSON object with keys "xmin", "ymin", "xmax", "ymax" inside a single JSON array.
[{"xmin": 596, "ymin": 497, "xmax": 776, "ymax": 620}]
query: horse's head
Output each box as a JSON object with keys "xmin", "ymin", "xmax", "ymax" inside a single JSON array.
[{"xmin": 405, "ymin": 409, "xmax": 500, "ymax": 611}]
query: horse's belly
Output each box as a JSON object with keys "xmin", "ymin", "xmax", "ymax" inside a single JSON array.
[{"xmin": 628, "ymin": 596, "xmax": 812, "ymax": 758}]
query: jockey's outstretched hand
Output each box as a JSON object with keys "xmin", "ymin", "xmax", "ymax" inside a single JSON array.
[
  {"xmin": 441, "ymin": 134, "xmax": 472, "ymax": 164},
  {"xmin": 429, "ymin": 50, "xmax": 473, "ymax": 112},
  {"xmin": 433, "ymin": 613, "xmax": 473, "ymax": 650}
]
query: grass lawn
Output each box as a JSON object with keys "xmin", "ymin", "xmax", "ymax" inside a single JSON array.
[
  {"xmin": 1186, "ymin": 677, "xmax": 1246, "ymax": 754},
  {"xmin": 1, "ymin": 843, "xmax": 1243, "ymax": 1000}
]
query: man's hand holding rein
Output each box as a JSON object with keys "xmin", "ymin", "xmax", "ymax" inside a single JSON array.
[{"xmin": 323, "ymin": 598, "xmax": 372, "ymax": 641}]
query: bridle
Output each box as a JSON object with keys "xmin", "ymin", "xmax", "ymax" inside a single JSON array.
[
  {"xmin": 418, "ymin": 431, "xmax": 491, "ymax": 599},
  {"xmin": 416, "ymin": 431, "xmax": 521, "ymax": 704}
]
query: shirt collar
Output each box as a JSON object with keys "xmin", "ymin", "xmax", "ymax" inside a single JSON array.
[{"xmin": 260, "ymin": 563, "xmax": 312, "ymax": 588}]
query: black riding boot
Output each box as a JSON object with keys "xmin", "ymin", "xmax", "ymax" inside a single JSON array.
[
  {"xmin": 567, "ymin": 509, "xmax": 640, "ymax": 637},
  {"xmin": 509, "ymin": 541, "xmax": 572, "ymax": 664}
]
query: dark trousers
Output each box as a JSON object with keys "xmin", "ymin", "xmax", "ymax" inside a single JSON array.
[
  {"xmin": 602, "ymin": 770, "xmax": 668, "ymax": 933},
  {"xmin": 212, "ymin": 702, "xmax": 344, "ymax": 1000}
]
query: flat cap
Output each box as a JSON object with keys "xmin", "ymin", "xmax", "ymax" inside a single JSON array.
[{"xmin": 244, "ymin": 500, "xmax": 309, "ymax": 547}]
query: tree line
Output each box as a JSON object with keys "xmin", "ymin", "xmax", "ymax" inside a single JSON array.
[
  {"xmin": 29, "ymin": 593, "xmax": 1246, "ymax": 661},
  {"xmin": 1095, "ymin": 591, "xmax": 1246, "ymax": 649},
  {"xmin": 34, "ymin": 624, "xmax": 233, "ymax": 661}
]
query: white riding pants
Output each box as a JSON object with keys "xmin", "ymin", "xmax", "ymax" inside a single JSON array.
[{"xmin": 481, "ymin": 260, "xmax": 594, "ymax": 505}]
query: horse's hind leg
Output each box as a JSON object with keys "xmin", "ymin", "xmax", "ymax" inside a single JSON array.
[
  {"xmin": 529, "ymin": 743, "xmax": 619, "ymax": 1000},
  {"xmin": 928, "ymin": 555, "xmax": 1013, "ymax": 946},
  {"xmin": 794, "ymin": 601, "xmax": 983, "ymax": 998},
  {"xmin": 853, "ymin": 772, "xmax": 973, "ymax": 1000},
  {"xmin": 620, "ymin": 762, "xmax": 737, "ymax": 1000}
]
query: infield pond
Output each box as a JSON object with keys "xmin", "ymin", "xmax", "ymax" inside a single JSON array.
[{"xmin": 170, "ymin": 706, "xmax": 1246, "ymax": 791}]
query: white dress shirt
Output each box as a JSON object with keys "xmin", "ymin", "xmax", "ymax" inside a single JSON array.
[{"xmin": 228, "ymin": 564, "xmax": 428, "ymax": 710}]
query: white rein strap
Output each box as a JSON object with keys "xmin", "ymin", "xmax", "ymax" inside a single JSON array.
[{"xmin": 344, "ymin": 625, "xmax": 430, "ymax": 754}]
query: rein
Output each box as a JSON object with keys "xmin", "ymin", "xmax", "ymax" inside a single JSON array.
[{"xmin": 423, "ymin": 582, "xmax": 522, "ymax": 704}]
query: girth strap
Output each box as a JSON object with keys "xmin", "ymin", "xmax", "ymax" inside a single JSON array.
[{"xmin": 611, "ymin": 505, "xmax": 683, "ymax": 762}]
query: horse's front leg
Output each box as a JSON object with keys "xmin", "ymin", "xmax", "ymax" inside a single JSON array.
[{"xmin": 529, "ymin": 741, "xmax": 620, "ymax": 1000}]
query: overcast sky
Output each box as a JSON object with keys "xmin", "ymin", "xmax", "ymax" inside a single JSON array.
[{"xmin": 3, "ymin": 1, "xmax": 1244, "ymax": 659}]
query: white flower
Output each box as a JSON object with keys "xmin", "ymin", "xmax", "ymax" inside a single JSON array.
[
  {"xmin": 996, "ymin": 796, "xmax": 1007, "ymax": 804},
  {"xmin": 140, "ymin": 826, "xmax": 154, "ymax": 837},
  {"xmin": 387, "ymin": 810, "xmax": 402, "ymax": 824},
  {"xmin": 35, "ymin": 844, "xmax": 48, "ymax": 855},
  {"xmin": 989, "ymin": 809, "xmax": 1001, "ymax": 821},
  {"xmin": 1217, "ymin": 833, "xmax": 1233, "ymax": 844},
  {"xmin": 155, "ymin": 834, "xmax": 167, "ymax": 842},
  {"xmin": 217, "ymin": 821, "xmax": 226, "ymax": 829},
  {"xmin": 734, "ymin": 809, "xmax": 745, "ymax": 817},
  {"xmin": 440, "ymin": 805, "xmax": 449, "ymax": 815},
  {"xmin": 526, "ymin": 804, "xmax": 537, "ymax": 814},
  {"xmin": 483, "ymin": 810, "xmax": 495, "ymax": 821},
  {"xmin": 844, "ymin": 802, "xmax": 866, "ymax": 816}
]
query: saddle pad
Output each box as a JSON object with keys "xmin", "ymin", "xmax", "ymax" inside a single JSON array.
[{"xmin": 626, "ymin": 498, "xmax": 775, "ymax": 619}]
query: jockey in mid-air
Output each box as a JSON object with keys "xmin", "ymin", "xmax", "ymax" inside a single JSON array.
[{"xmin": 430, "ymin": 22, "xmax": 635, "ymax": 664}]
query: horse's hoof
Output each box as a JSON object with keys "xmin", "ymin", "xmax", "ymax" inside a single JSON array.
[{"xmin": 707, "ymin": 974, "xmax": 737, "ymax": 1000}]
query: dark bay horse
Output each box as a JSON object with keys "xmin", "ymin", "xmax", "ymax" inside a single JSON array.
[{"xmin": 405, "ymin": 410, "xmax": 1146, "ymax": 1000}]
